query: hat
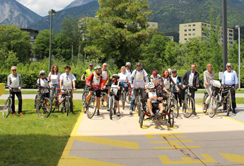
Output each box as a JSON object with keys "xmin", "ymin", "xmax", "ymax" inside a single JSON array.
[
  {"xmin": 147, "ymin": 82, "xmax": 155, "ymax": 89},
  {"xmin": 89, "ymin": 63, "xmax": 93, "ymax": 66},
  {"xmin": 94, "ymin": 66, "xmax": 101, "ymax": 70},
  {"xmin": 152, "ymin": 71, "xmax": 157, "ymax": 76},
  {"xmin": 126, "ymin": 62, "xmax": 131, "ymax": 66},
  {"xmin": 226, "ymin": 63, "xmax": 232, "ymax": 67},
  {"xmin": 136, "ymin": 62, "xmax": 142, "ymax": 66},
  {"xmin": 172, "ymin": 69, "xmax": 177, "ymax": 73},
  {"xmin": 39, "ymin": 70, "xmax": 46, "ymax": 75}
]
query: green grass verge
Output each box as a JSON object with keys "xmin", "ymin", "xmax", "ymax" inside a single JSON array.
[
  {"xmin": 0, "ymin": 99, "xmax": 82, "ymax": 166},
  {"xmin": 195, "ymin": 98, "xmax": 244, "ymax": 105},
  {"xmin": 195, "ymin": 89, "xmax": 244, "ymax": 94},
  {"xmin": 4, "ymin": 90, "xmax": 83, "ymax": 94}
]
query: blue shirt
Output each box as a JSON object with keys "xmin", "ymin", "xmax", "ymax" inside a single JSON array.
[{"xmin": 221, "ymin": 70, "xmax": 238, "ymax": 85}]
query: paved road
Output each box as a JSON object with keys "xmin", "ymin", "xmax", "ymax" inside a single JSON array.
[{"xmin": 57, "ymin": 102, "xmax": 244, "ymax": 166}]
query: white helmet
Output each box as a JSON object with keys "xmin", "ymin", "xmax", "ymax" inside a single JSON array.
[
  {"xmin": 39, "ymin": 70, "xmax": 46, "ymax": 75},
  {"xmin": 168, "ymin": 68, "xmax": 172, "ymax": 73},
  {"xmin": 147, "ymin": 82, "xmax": 155, "ymax": 89},
  {"xmin": 126, "ymin": 62, "xmax": 131, "ymax": 66},
  {"xmin": 94, "ymin": 66, "xmax": 101, "ymax": 70}
]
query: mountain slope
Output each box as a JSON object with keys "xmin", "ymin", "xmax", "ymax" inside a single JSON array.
[
  {"xmin": 64, "ymin": 0, "xmax": 96, "ymax": 9},
  {"xmin": 0, "ymin": 0, "xmax": 41, "ymax": 28},
  {"xmin": 28, "ymin": 1, "xmax": 99, "ymax": 32}
]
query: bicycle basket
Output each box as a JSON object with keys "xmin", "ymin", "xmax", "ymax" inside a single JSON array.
[{"xmin": 212, "ymin": 80, "xmax": 221, "ymax": 88}]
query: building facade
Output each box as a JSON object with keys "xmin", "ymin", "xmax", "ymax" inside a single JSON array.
[{"xmin": 179, "ymin": 22, "xmax": 234, "ymax": 45}]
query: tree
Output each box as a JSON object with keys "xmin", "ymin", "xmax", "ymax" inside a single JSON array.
[
  {"xmin": 4, "ymin": 51, "xmax": 19, "ymax": 70},
  {"xmin": 85, "ymin": 0, "xmax": 152, "ymax": 67},
  {"xmin": 0, "ymin": 24, "xmax": 31, "ymax": 63}
]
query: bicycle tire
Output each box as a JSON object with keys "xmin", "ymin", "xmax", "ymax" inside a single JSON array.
[
  {"xmin": 137, "ymin": 96, "xmax": 141, "ymax": 116},
  {"xmin": 168, "ymin": 109, "xmax": 174, "ymax": 127},
  {"xmin": 65, "ymin": 97, "xmax": 70, "ymax": 116},
  {"xmin": 82, "ymin": 91, "xmax": 88, "ymax": 104},
  {"xmin": 172, "ymin": 99, "xmax": 179, "ymax": 118},
  {"xmin": 202, "ymin": 93, "xmax": 208, "ymax": 113},
  {"xmin": 126, "ymin": 92, "xmax": 131, "ymax": 104},
  {"xmin": 226, "ymin": 94, "xmax": 231, "ymax": 116},
  {"xmin": 2, "ymin": 98, "xmax": 12, "ymax": 118},
  {"xmin": 122, "ymin": 92, "xmax": 126, "ymax": 110},
  {"xmin": 183, "ymin": 97, "xmax": 194, "ymax": 118},
  {"xmin": 208, "ymin": 96, "xmax": 217, "ymax": 118},
  {"xmin": 109, "ymin": 96, "xmax": 113, "ymax": 120},
  {"xmin": 34, "ymin": 94, "xmax": 39, "ymax": 109},
  {"xmin": 37, "ymin": 97, "xmax": 52, "ymax": 118},
  {"xmin": 87, "ymin": 96, "xmax": 97, "ymax": 119},
  {"xmin": 139, "ymin": 111, "xmax": 145, "ymax": 128}
]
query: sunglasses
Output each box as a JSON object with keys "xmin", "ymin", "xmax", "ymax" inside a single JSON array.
[{"xmin": 12, "ymin": 70, "xmax": 16, "ymax": 71}]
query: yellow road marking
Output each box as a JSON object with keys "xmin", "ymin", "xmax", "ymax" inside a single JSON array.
[
  {"xmin": 74, "ymin": 136, "xmax": 140, "ymax": 150},
  {"xmin": 152, "ymin": 140, "xmax": 200, "ymax": 149},
  {"xmin": 159, "ymin": 154, "xmax": 217, "ymax": 164},
  {"xmin": 146, "ymin": 132, "xmax": 184, "ymax": 138},
  {"xmin": 71, "ymin": 112, "xmax": 84, "ymax": 136},
  {"xmin": 219, "ymin": 153, "xmax": 244, "ymax": 164},
  {"xmin": 217, "ymin": 114, "xmax": 244, "ymax": 125}
]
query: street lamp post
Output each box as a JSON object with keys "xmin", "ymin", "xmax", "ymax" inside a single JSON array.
[
  {"xmin": 222, "ymin": 0, "xmax": 227, "ymax": 72},
  {"xmin": 235, "ymin": 25, "xmax": 241, "ymax": 90},
  {"xmin": 48, "ymin": 9, "xmax": 56, "ymax": 72}
]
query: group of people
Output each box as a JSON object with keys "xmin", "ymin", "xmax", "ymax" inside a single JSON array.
[{"xmin": 7, "ymin": 61, "xmax": 239, "ymax": 116}]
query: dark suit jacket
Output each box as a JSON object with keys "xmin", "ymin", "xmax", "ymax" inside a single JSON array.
[{"xmin": 181, "ymin": 71, "xmax": 199, "ymax": 90}]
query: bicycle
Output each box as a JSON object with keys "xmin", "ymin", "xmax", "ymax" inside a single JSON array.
[
  {"xmin": 209, "ymin": 85, "xmax": 234, "ymax": 117},
  {"xmin": 108, "ymin": 85, "xmax": 118, "ymax": 120},
  {"xmin": 85, "ymin": 86, "xmax": 99, "ymax": 119},
  {"xmin": 82, "ymin": 85, "xmax": 89, "ymax": 106},
  {"xmin": 182, "ymin": 85, "xmax": 196, "ymax": 118},
  {"xmin": 99, "ymin": 86, "xmax": 109, "ymax": 110},
  {"xmin": 50, "ymin": 88, "xmax": 73, "ymax": 116},
  {"xmin": 34, "ymin": 85, "xmax": 52, "ymax": 118},
  {"xmin": 167, "ymin": 85, "xmax": 179, "ymax": 118},
  {"xmin": 120, "ymin": 82, "xmax": 128, "ymax": 110},
  {"xmin": 2, "ymin": 86, "xmax": 14, "ymax": 118},
  {"xmin": 126, "ymin": 83, "xmax": 132, "ymax": 104},
  {"xmin": 133, "ymin": 88, "xmax": 144, "ymax": 116},
  {"xmin": 202, "ymin": 92, "xmax": 209, "ymax": 114}
]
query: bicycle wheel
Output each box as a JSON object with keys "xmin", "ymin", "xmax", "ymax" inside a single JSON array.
[
  {"xmin": 139, "ymin": 110, "xmax": 145, "ymax": 128},
  {"xmin": 172, "ymin": 99, "xmax": 179, "ymax": 118},
  {"xmin": 37, "ymin": 97, "xmax": 52, "ymax": 118},
  {"xmin": 2, "ymin": 98, "xmax": 12, "ymax": 118},
  {"xmin": 65, "ymin": 97, "xmax": 70, "ymax": 116},
  {"xmin": 34, "ymin": 94, "xmax": 39, "ymax": 109},
  {"xmin": 100, "ymin": 92, "xmax": 109, "ymax": 110},
  {"xmin": 137, "ymin": 96, "xmax": 141, "ymax": 116},
  {"xmin": 122, "ymin": 92, "xmax": 126, "ymax": 110},
  {"xmin": 168, "ymin": 109, "xmax": 174, "ymax": 127},
  {"xmin": 226, "ymin": 94, "xmax": 231, "ymax": 116},
  {"xmin": 109, "ymin": 96, "xmax": 113, "ymax": 120},
  {"xmin": 87, "ymin": 95, "xmax": 97, "ymax": 119},
  {"xmin": 82, "ymin": 91, "xmax": 88, "ymax": 104},
  {"xmin": 208, "ymin": 96, "xmax": 217, "ymax": 118},
  {"xmin": 183, "ymin": 97, "xmax": 194, "ymax": 118},
  {"xmin": 126, "ymin": 92, "xmax": 131, "ymax": 104},
  {"xmin": 202, "ymin": 93, "xmax": 208, "ymax": 113}
]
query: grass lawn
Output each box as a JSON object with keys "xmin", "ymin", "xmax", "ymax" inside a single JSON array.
[
  {"xmin": 4, "ymin": 90, "xmax": 83, "ymax": 95},
  {"xmin": 195, "ymin": 97, "xmax": 244, "ymax": 104},
  {"xmin": 195, "ymin": 89, "xmax": 244, "ymax": 94},
  {"xmin": 0, "ymin": 99, "xmax": 82, "ymax": 166}
]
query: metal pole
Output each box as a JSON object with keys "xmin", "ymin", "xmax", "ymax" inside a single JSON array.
[
  {"xmin": 222, "ymin": 0, "xmax": 227, "ymax": 72},
  {"xmin": 49, "ymin": 14, "xmax": 53, "ymax": 73},
  {"xmin": 238, "ymin": 27, "xmax": 241, "ymax": 90}
]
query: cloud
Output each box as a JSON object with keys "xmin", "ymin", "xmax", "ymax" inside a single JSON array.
[{"xmin": 16, "ymin": 0, "xmax": 74, "ymax": 16}]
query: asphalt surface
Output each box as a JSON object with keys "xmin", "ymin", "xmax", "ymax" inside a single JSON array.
[{"xmin": 57, "ymin": 102, "xmax": 244, "ymax": 166}]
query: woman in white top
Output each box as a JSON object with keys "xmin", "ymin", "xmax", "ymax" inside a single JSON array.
[
  {"xmin": 118, "ymin": 66, "xmax": 130, "ymax": 92},
  {"xmin": 48, "ymin": 65, "xmax": 61, "ymax": 97},
  {"xmin": 203, "ymin": 64, "xmax": 215, "ymax": 110},
  {"xmin": 7, "ymin": 66, "xmax": 23, "ymax": 115}
]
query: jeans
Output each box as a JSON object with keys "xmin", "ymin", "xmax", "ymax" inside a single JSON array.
[
  {"xmin": 11, "ymin": 91, "xmax": 22, "ymax": 113},
  {"xmin": 130, "ymin": 88, "xmax": 145, "ymax": 110},
  {"xmin": 50, "ymin": 84, "xmax": 60, "ymax": 97}
]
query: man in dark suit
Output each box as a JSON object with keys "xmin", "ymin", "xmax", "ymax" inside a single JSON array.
[{"xmin": 182, "ymin": 64, "xmax": 200, "ymax": 115}]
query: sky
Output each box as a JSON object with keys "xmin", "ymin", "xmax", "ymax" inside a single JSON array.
[{"xmin": 16, "ymin": 0, "xmax": 74, "ymax": 16}]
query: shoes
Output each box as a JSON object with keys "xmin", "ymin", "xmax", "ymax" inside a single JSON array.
[
  {"xmin": 19, "ymin": 112, "xmax": 23, "ymax": 116},
  {"xmin": 129, "ymin": 110, "xmax": 133, "ymax": 115},
  {"xmin": 83, "ymin": 103, "xmax": 87, "ymax": 108},
  {"xmin": 151, "ymin": 113, "xmax": 155, "ymax": 118},
  {"xmin": 117, "ymin": 112, "xmax": 120, "ymax": 117},
  {"xmin": 13, "ymin": 112, "xmax": 16, "ymax": 115},
  {"xmin": 232, "ymin": 109, "xmax": 236, "ymax": 114},
  {"xmin": 97, "ymin": 110, "xmax": 100, "ymax": 116},
  {"xmin": 193, "ymin": 112, "xmax": 197, "ymax": 116}
]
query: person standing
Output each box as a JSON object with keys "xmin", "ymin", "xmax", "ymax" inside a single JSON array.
[
  {"xmin": 81, "ymin": 63, "xmax": 94, "ymax": 82},
  {"xmin": 118, "ymin": 66, "xmax": 130, "ymax": 92},
  {"xmin": 129, "ymin": 62, "xmax": 149, "ymax": 115},
  {"xmin": 48, "ymin": 65, "xmax": 60, "ymax": 97},
  {"xmin": 125, "ymin": 62, "xmax": 132, "ymax": 83},
  {"xmin": 60, "ymin": 65, "xmax": 76, "ymax": 113},
  {"xmin": 182, "ymin": 64, "xmax": 199, "ymax": 115},
  {"xmin": 7, "ymin": 66, "xmax": 23, "ymax": 115},
  {"xmin": 203, "ymin": 64, "xmax": 215, "ymax": 110},
  {"xmin": 171, "ymin": 69, "xmax": 183, "ymax": 107},
  {"xmin": 222, "ymin": 63, "xmax": 238, "ymax": 114}
]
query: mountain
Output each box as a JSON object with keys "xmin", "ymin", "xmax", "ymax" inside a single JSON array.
[
  {"xmin": 29, "ymin": 0, "xmax": 244, "ymax": 38},
  {"xmin": 0, "ymin": 0, "xmax": 41, "ymax": 28},
  {"xmin": 64, "ymin": 0, "xmax": 96, "ymax": 9}
]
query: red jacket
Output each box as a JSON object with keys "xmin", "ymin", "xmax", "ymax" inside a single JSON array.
[{"xmin": 86, "ymin": 73, "xmax": 104, "ymax": 88}]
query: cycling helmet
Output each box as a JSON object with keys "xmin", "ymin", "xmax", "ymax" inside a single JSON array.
[
  {"xmin": 152, "ymin": 71, "xmax": 157, "ymax": 76},
  {"xmin": 94, "ymin": 66, "xmax": 101, "ymax": 70},
  {"xmin": 126, "ymin": 62, "xmax": 131, "ymax": 66},
  {"xmin": 39, "ymin": 70, "xmax": 46, "ymax": 75},
  {"xmin": 136, "ymin": 62, "xmax": 142, "ymax": 66},
  {"xmin": 172, "ymin": 69, "xmax": 177, "ymax": 73},
  {"xmin": 89, "ymin": 63, "xmax": 94, "ymax": 66},
  {"xmin": 112, "ymin": 74, "xmax": 120, "ymax": 79},
  {"xmin": 168, "ymin": 68, "xmax": 172, "ymax": 73},
  {"xmin": 147, "ymin": 82, "xmax": 155, "ymax": 89}
]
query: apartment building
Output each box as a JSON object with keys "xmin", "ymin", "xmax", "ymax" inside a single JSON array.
[{"xmin": 179, "ymin": 22, "xmax": 234, "ymax": 45}]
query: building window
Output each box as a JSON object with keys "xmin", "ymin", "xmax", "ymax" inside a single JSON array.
[
  {"xmin": 184, "ymin": 25, "xmax": 187, "ymax": 27},
  {"xmin": 189, "ymin": 33, "xmax": 191, "ymax": 36},
  {"xmin": 193, "ymin": 24, "xmax": 195, "ymax": 26},
  {"xmin": 193, "ymin": 29, "xmax": 195, "ymax": 31},
  {"xmin": 184, "ymin": 38, "xmax": 187, "ymax": 41},
  {"xmin": 184, "ymin": 29, "xmax": 187, "ymax": 32},
  {"xmin": 193, "ymin": 33, "xmax": 196, "ymax": 36},
  {"xmin": 184, "ymin": 34, "xmax": 187, "ymax": 36},
  {"xmin": 189, "ymin": 24, "xmax": 191, "ymax": 27},
  {"xmin": 152, "ymin": 24, "xmax": 155, "ymax": 27},
  {"xmin": 189, "ymin": 29, "xmax": 191, "ymax": 31}
]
